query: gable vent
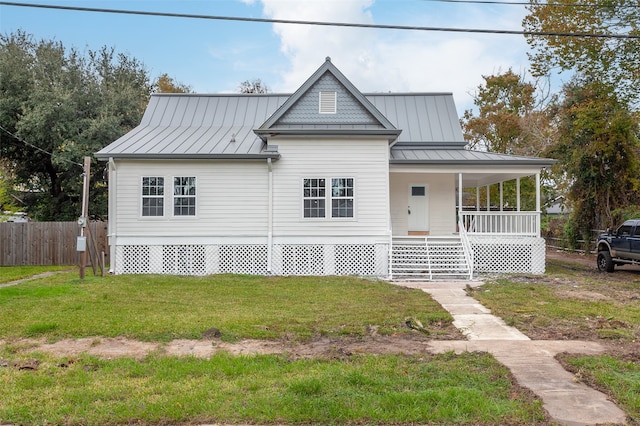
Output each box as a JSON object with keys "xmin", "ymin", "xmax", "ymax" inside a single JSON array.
[{"xmin": 319, "ymin": 91, "xmax": 337, "ymax": 114}]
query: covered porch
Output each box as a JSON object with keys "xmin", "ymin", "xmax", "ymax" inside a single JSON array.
[{"xmin": 389, "ymin": 160, "xmax": 550, "ymax": 279}]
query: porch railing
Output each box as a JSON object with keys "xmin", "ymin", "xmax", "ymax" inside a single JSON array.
[{"xmin": 460, "ymin": 211, "xmax": 540, "ymax": 237}]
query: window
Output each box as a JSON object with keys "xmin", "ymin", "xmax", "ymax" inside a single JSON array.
[
  {"xmin": 303, "ymin": 177, "xmax": 354, "ymax": 219},
  {"xmin": 141, "ymin": 177, "xmax": 164, "ymax": 217},
  {"xmin": 303, "ymin": 178, "xmax": 326, "ymax": 218},
  {"xmin": 319, "ymin": 91, "xmax": 337, "ymax": 114},
  {"xmin": 173, "ymin": 176, "xmax": 196, "ymax": 216},
  {"xmin": 331, "ymin": 178, "xmax": 354, "ymax": 218}
]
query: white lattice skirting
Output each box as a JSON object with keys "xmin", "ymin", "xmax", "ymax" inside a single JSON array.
[
  {"xmin": 469, "ymin": 235, "xmax": 546, "ymax": 274},
  {"xmin": 115, "ymin": 243, "xmax": 389, "ymax": 277}
]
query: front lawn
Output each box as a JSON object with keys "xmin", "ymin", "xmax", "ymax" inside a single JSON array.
[
  {"xmin": 0, "ymin": 273, "xmax": 454, "ymax": 342},
  {"xmin": 0, "ymin": 271, "xmax": 550, "ymax": 425}
]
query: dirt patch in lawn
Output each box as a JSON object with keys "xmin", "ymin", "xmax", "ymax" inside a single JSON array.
[{"xmin": 3, "ymin": 333, "xmax": 443, "ymax": 360}]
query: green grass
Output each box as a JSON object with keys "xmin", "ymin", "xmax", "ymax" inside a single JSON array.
[
  {"xmin": 561, "ymin": 354, "xmax": 640, "ymax": 423},
  {"xmin": 0, "ymin": 265, "xmax": 73, "ymax": 284},
  {"xmin": 0, "ymin": 273, "xmax": 453, "ymax": 342},
  {"xmin": 469, "ymin": 264, "xmax": 640, "ymax": 342},
  {"xmin": 0, "ymin": 350, "xmax": 547, "ymax": 425}
]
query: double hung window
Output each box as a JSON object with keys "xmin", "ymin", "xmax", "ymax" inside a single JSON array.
[
  {"xmin": 173, "ymin": 176, "xmax": 196, "ymax": 216},
  {"xmin": 141, "ymin": 177, "xmax": 164, "ymax": 217},
  {"xmin": 303, "ymin": 177, "xmax": 354, "ymax": 219}
]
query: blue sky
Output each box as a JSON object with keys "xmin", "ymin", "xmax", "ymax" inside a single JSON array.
[{"xmin": 1, "ymin": 0, "xmax": 537, "ymax": 114}]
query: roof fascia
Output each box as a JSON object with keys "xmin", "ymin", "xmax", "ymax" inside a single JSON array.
[
  {"xmin": 389, "ymin": 158, "xmax": 556, "ymax": 167},
  {"xmin": 94, "ymin": 153, "xmax": 281, "ymax": 161}
]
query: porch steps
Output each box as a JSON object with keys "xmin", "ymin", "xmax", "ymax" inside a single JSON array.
[{"xmin": 391, "ymin": 236, "xmax": 471, "ymax": 280}]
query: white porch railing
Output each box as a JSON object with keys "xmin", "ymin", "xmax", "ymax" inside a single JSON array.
[{"xmin": 460, "ymin": 211, "xmax": 540, "ymax": 237}]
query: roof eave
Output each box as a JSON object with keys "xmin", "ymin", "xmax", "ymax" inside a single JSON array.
[
  {"xmin": 389, "ymin": 158, "xmax": 557, "ymax": 167},
  {"xmin": 94, "ymin": 153, "xmax": 281, "ymax": 161}
]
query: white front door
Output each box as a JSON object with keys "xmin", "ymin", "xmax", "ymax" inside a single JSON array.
[{"xmin": 408, "ymin": 185, "xmax": 428, "ymax": 234}]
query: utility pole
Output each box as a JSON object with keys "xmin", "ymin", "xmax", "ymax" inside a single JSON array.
[{"xmin": 78, "ymin": 156, "xmax": 90, "ymax": 279}]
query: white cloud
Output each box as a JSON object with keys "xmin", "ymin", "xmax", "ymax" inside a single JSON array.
[{"xmin": 254, "ymin": 0, "xmax": 531, "ymax": 113}]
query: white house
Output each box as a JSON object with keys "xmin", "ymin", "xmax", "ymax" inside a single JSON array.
[{"xmin": 96, "ymin": 58, "xmax": 555, "ymax": 279}]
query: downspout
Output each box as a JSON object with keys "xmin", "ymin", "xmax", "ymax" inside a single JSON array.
[
  {"xmin": 267, "ymin": 157, "xmax": 273, "ymax": 274},
  {"xmin": 108, "ymin": 157, "xmax": 117, "ymax": 274}
]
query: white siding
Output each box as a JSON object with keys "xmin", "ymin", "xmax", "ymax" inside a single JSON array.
[
  {"xmin": 271, "ymin": 137, "xmax": 390, "ymax": 238},
  {"xmin": 113, "ymin": 160, "xmax": 269, "ymax": 238},
  {"xmin": 390, "ymin": 172, "xmax": 456, "ymax": 235}
]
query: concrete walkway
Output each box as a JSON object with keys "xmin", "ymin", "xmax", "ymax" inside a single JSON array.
[{"xmin": 395, "ymin": 280, "xmax": 628, "ymax": 426}]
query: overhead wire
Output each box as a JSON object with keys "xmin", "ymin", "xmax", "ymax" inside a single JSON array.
[
  {"xmin": 0, "ymin": 1, "xmax": 638, "ymax": 39},
  {"xmin": 0, "ymin": 124, "xmax": 84, "ymax": 167}
]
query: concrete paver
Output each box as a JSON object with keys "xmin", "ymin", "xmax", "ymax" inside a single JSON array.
[{"xmin": 394, "ymin": 280, "xmax": 628, "ymax": 426}]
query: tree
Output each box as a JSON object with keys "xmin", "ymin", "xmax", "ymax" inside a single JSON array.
[
  {"xmin": 461, "ymin": 70, "xmax": 556, "ymax": 211},
  {"xmin": 239, "ymin": 79, "xmax": 269, "ymax": 94},
  {"xmin": 155, "ymin": 73, "xmax": 192, "ymax": 93},
  {"xmin": 0, "ymin": 31, "xmax": 153, "ymax": 220},
  {"xmin": 524, "ymin": 0, "xmax": 640, "ymax": 105},
  {"xmin": 545, "ymin": 77, "xmax": 640, "ymax": 242},
  {"xmin": 462, "ymin": 69, "xmax": 553, "ymax": 155}
]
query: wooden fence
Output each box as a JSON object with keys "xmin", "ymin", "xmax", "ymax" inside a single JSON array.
[{"xmin": 0, "ymin": 221, "xmax": 108, "ymax": 266}]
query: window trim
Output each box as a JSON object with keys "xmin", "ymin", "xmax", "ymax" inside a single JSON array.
[
  {"xmin": 140, "ymin": 176, "xmax": 165, "ymax": 218},
  {"xmin": 172, "ymin": 176, "xmax": 197, "ymax": 217},
  {"xmin": 302, "ymin": 176, "xmax": 355, "ymax": 220}
]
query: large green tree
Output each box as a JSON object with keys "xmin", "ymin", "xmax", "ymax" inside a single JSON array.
[
  {"xmin": 0, "ymin": 31, "xmax": 152, "ymax": 220},
  {"xmin": 524, "ymin": 0, "xmax": 640, "ymax": 105},
  {"xmin": 546, "ymin": 77, "xmax": 640, "ymax": 239},
  {"xmin": 461, "ymin": 70, "xmax": 555, "ymax": 211}
]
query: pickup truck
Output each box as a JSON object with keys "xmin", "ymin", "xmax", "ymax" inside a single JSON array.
[{"xmin": 596, "ymin": 219, "xmax": 640, "ymax": 272}]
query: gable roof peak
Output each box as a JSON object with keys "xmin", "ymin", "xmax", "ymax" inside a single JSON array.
[{"xmin": 255, "ymin": 57, "xmax": 400, "ymax": 142}]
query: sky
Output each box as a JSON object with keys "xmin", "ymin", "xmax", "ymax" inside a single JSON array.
[{"xmin": 0, "ymin": 0, "xmax": 540, "ymax": 114}]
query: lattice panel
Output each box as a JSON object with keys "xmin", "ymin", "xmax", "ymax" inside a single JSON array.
[
  {"xmin": 162, "ymin": 245, "xmax": 207, "ymax": 275},
  {"xmin": 277, "ymin": 245, "xmax": 325, "ymax": 275},
  {"xmin": 115, "ymin": 242, "xmax": 389, "ymax": 277},
  {"xmin": 116, "ymin": 245, "xmax": 151, "ymax": 274},
  {"xmin": 334, "ymin": 244, "xmax": 377, "ymax": 276},
  {"xmin": 218, "ymin": 244, "xmax": 268, "ymax": 275},
  {"xmin": 469, "ymin": 236, "xmax": 545, "ymax": 274}
]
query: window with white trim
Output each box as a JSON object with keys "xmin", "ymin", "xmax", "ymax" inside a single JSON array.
[
  {"xmin": 302, "ymin": 177, "xmax": 354, "ymax": 219},
  {"xmin": 141, "ymin": 176, "xmax": 164, "ymax": 217},
  {"xmin": 303, "ymin": 178, "xmax": 326, "ymax": 218},
  {"xmin": 173, "ymin": 176, "xmax": 196, "ymax": 216},
  {"xmin": 331, "ymin": 178, "xmax": 354, "ymax": 218}
]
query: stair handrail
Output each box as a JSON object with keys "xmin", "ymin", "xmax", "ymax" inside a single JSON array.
[{"xmin": 458, "ymin": 218, "xmax": 475, "ymax": 280}]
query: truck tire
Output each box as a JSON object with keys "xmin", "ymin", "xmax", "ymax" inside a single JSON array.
[{"xmin": 597, "ymin": 250, "xmax": 615, "ymax": 272}]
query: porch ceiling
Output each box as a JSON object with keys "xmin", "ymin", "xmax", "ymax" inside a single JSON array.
[{"xmin": 390, "ymin": 167, "xmax": 544, "ymax": 187}]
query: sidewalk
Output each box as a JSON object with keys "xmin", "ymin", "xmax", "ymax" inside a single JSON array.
[{"xmin": 395, "ymin": 280, "xmax": 627, "ymax": 426}]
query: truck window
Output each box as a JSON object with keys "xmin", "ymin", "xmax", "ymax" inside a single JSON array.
[
  {"xmin": 617, "ymin": 224, "xmax": 633, "ymax": 236},
  {"xmin": 634, "ymin": 226, "xmax": 640, "ymax": 237}
]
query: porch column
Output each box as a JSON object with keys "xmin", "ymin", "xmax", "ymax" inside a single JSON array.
[
  {"xmin": 486, "ymin": 185, "xmax": 490, "ymax": 210},
  {"xmin": 535, "ymin": 173, "xmax": 541, "ymax": 212},
  {"xmin": 499, "ymin": 182, "xmax": 504, "ymax": 211},
  {"xmin": 458, "ymin": 173, "xmax": 463, "ymax": 215},
  {"xmin": 476, "ymin": 186, "xmax": 480, "ymax": 211},
  {"xmin": 516, "ymin": 178, "xmax": 521, "ymax": 212}
]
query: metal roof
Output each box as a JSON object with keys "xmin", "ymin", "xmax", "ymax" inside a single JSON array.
[
  {"xmin": 95, "ymin": 91, "xmax": 467, "ymax": 160},
  {"xmin": 95, "ymin": 58, "xmax": 553, "ymax": 169},
  {"xmin": 390, "ymin": 146, "xmax": 555, "ymax": 166}
]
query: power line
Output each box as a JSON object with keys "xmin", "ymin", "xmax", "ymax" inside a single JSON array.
[
  {"xmin": 1, "ymin": 1, "xmax": 638, "ymax": 39},
  {"xmin": 0, "ymin": 125, "xmax": 83, "ymax": 167}
]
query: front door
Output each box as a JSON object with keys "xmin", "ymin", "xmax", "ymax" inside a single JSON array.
[{"xmin": 408, "ymin": 185, "xmax": 428, "ymax": 235}]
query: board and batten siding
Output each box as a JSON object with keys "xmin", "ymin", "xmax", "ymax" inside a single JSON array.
[
  {"xmin": 113, "ymin": 160, "xmax": 269, "ymax": 239},
  {"xmin": 271, "ymin": 137, "xmax": 390, "ymax": 239},
  {"xmin": 389, "ymin": 172, "xmax": 456, "ymax": 236}
]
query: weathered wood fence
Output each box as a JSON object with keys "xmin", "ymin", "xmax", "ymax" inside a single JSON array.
[{"xmin": 0, "ymin": 221, "xmax": 108, "ymax": 266}]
